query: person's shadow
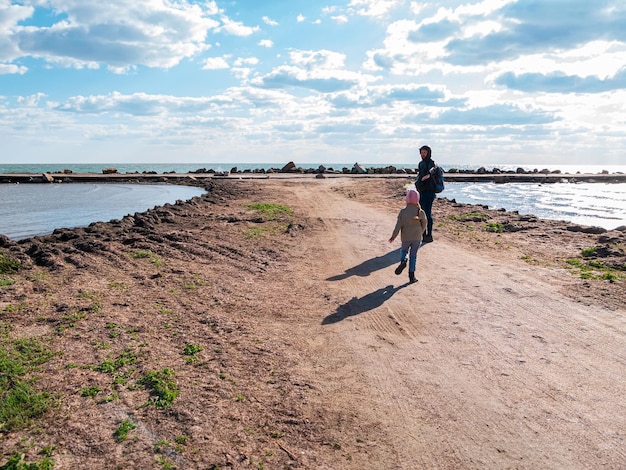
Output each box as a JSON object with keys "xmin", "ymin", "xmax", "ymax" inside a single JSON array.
[
  {"xmin": 322, "ymin": 283, "xmax": 408, "ymax": 324},
  {"xmin": 326, "ymin": 250, "xmax": 399, "ymax": 281}
]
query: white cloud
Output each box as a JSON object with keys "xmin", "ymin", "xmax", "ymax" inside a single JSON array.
[
  {"xmin": 5, "ymin": 0, "xmax": 224, "ymax": 69},
  {"xmin": 54, "ymin": 91, "xmax": 233, "ymax": 116},
  {"xmin": 348, "ymin": 0, "xmax": 403, "ymax": 17},
  {"xmin": 332, "ymin": 15, "xmax": 349, "ymax": 24},
  {"xmin": 234, "ymin": 57, "xmax": 259, "ymax": 67},
  {"xmin": 258, "ymin": 39, "xmax": 273, "ymax": 48},
  {"xmin": 17, "ymin": 92, "xmax": 46, "ymax": 106},
  {"xmin": 0, "ymin": 63, "xmax": 27, "ymax": 74},
  {"xmin": 289, "ymin": 50, "xmax": 347, "ymax": 70},
  {"xmin": 217, "ymin": 16, "xmax": 260, "ymax": 37},
  {"xmin": 262, "ymin": 16, "xmax": 278, "ymax": 26},
  {"xmin": 297, "ymin": 14, "xmax": 305, "ymax": 23},
  {"xmin": 202, "ymin": 56, "xmax": 230, "ymax": 70}
]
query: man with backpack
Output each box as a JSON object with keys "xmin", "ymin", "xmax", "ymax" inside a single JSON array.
[{"xmin": 415, "ymin": 145, "xmax": 438, "ymax": 243}]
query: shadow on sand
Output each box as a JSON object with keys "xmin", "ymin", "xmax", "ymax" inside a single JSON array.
[
  {"xmin": 326, "ymin": 250, "xmax": 399, "ymax": 281},
  {"xmin": 322, "ymin": 283, "xmax": 409, "ymax": 324}
]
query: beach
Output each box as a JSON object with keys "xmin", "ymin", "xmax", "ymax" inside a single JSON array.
[{"xmin": 1, "ymin": 177, "xmax": 625, "ymax": 468}]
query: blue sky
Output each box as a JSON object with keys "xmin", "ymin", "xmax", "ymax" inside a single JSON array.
[{"xmin": 1, "ymin": 0, "xmax": 625, "ymax": 167}]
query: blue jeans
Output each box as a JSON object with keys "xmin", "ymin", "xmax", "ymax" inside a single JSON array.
[
  {"xmin": 401, "ymin": 240, "xmax": 421, "ymax": 272},
  {"xmin": 419, "ymin": 190, "xmax": 436, "ymax": 236}
]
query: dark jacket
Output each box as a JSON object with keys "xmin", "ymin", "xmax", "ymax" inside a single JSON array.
[{"xmin": 416, "ymin": 158, "xmax": 436, "ymax": 193}]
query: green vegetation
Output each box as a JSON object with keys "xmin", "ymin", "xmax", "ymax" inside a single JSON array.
[
  {"xmin": 57, "ymin": 311, "xmax": 88, "ymax": 331},
  {"xmin": 139, "ymin": 368, "xmax": 178, "ymax": 409},
  {"xmin": 183, "ymin": 343, "xmax": 203, "ymax": 363},
  {"xmin": 245, "ymin": 203, "xmax": 295, "ymax": 238},
  {"xmin": 581, "ymin": 246, "xmax": 597, "ymax": 257},
  {"xmin": 450, "ymin": 212, "xmax": 490, "ymax": 222},
  {"xmin": 94, "ymin": 348, "xmax": 137, "ymax": 374},
  {"xmin": 79, "ymin": 386, "xmax": 101, "ymax": 398},
  {"xmin": 2, "ymin": 304, "xmax": 25, "ymax": 314},
  {"xmin": 247, "ymin": 203, "xmax": 292, "ymax": 220},
  {"xmin": 0, "ymin": 253, "xmax": 21, "ymax": 275},
  {"xmin": 0, "ymin": 337, "xmax": 56, "ymax": 432},
  {"xmin": 113, "ymin": 418, "xmax": 137, "ymax": 442},
  {"xmin": 0, "ymin": 453, "xmax": 54, "ymax": 470},
  {"xmin": 486, "ymin": 222, "xmax": 504, "ymax": 233},
  {"xmin": 130, "ymin": 250, "xmax": 163, "ymax": 266},
  {"xmin": 565, "ymin": 258, "xmax": 626, "ymax": 281},
  {"xmin": 0, "ymin": 278, "xmax": 15, "ymax": 287},
  {"xmin": 244, "ymin": 226, "xmax": 274, "ymax": 238}
]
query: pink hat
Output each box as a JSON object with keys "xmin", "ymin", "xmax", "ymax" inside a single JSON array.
[{"xmin": 406, "ymin": 188, "xmax": 420, "ymax": 205}]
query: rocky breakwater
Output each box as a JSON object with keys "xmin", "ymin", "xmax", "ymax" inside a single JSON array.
[
  {"xmin": 444, "ymin": 166, "xmax": 626, "ymax": 183},
  {"xmin": 2, "ymin": 162, "xmax": 625, "ymax": 183}
]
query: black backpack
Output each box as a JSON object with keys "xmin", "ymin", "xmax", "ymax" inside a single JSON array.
[{"xmin": 431, "ymin": 164, "xmax": 445, "ymax": 193}]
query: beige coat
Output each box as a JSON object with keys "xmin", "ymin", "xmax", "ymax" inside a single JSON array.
[{"xmin": 391, "ymin": 204, "xmax": 428, "ymax": 242}]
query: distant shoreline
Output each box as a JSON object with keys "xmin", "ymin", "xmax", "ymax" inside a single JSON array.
[{"xmin": 1, "ymin": 165, "xmax": 626, "ymax": 184}]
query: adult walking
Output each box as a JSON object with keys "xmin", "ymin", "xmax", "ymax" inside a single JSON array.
[{"xmin": 415, "ymin": 145, "xmax": 435, "ymax": 243}]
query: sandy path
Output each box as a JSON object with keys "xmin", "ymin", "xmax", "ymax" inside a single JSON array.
[{"xmin": 277, "ymin": 178, "xmax": 626, "ymax": 469}]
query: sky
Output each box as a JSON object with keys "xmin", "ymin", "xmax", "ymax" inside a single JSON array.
[{"xmin": 1, "ymin": 0, "xmax": 626, "ymax": 167}]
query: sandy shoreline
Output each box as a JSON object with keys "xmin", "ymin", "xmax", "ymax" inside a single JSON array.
[{"xmin": 1, "ymin": 178, "xmax": 624, "ymax": 468}]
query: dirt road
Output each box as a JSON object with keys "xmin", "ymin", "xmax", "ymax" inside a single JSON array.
[
  {"xmin": 276, "ymin": 178, "xmax": 626, "ymax": 469},
  {"xmin": 2, "ymin": 176, "xmax": 624, "ymax": 469}
]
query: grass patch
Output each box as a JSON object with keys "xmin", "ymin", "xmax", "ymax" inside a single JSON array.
[
  {"xmin": 183, "ymin": 343, "xmax": 203, "ymax": 364},
  {"xmin": 129, "ymin": 250, "xmax": 163, "ymax": 266},
  {"xmin": 0, "ymin": 253, "xmax": 21, "ymax": 275},
  {"xmin": 450, "ymin": 212, "xmax": 490, "ymax": 222},
  {"xmin": 94, "ymin": 349, "xmax": 137, "ymax": 374},
  {"xmin": 245, "ymin": 203, "xmax": 294, "ymax": 238},
  {"xmin": 0, "ymin": 278, "xmax": 16, "ymax": 287},
  {"xmin": 581, "ymin": 246, "xmax": 597, "ymax": 257},
  {"xmin": 0, "ymin": 453, "xmax": 54, "ymax": 469},
  {"xmin": 113, "ymin": 418, "xmax": 137, "ymax": 443},
  {"xmin": 247, "ymin": 203, "xmax": 292, "ymax": 221},
  {"xmin": 139, "ymin": 368, "xmax": 178, "ymax": 409},
  {"xmin": 0, "ymin": 338, "xmax": 56, "ymax": 432},
  {"xmin": 566, "ymin": 258, "xmax": 626, "ymax": 281},
  {"xmin": 486, "ymin": 222, "xmax": 504, "ymax": 233},
  {"xmin": 79, "ymin": 386, "xmax": 101, "ymax": 398}
]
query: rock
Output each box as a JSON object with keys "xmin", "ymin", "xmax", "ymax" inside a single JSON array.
[
  {"xmin": 281, "ymin": 162, "xmax": 297, "ymax": 172},
  {"xmin": 42, "ymin": 173, "xmax": 54, "ymax": 183},
  {"xmin": 352, "ymin": 163, "xmax": 367, "ymax": 174},
  {"xmin": 318, "ymin": 165, "xmax": 326, "ymax": 173},
  {"xmin": 566, "ymin": 225, "xmax": 607, "ymax": 234},
  {"xmin": 102, "ymin": 168, "xmax": 118, "ymax": 174}
]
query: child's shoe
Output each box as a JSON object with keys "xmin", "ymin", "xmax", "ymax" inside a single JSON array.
[
  {"xmin": 394, "ymin": 259, "xmax": 407, "ymax": 275},
  {"xmin": 409, "ymin": 272, "xmax": 417, "ymax": 283}
]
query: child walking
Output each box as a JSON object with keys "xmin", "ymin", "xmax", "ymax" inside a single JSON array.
[{"xmin": 388, "ymin": 188, "xmax": 428, "ymax": 283}]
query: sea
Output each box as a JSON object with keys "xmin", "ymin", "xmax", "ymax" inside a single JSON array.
[{"xmin": 1, "ymin": 163, "xmax": 625, "ymax": 240}]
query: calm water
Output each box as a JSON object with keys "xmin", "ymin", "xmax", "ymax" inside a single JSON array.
[{"xmin": 0, "ymin": 184, "xmax": 205, "ymax": 240}]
